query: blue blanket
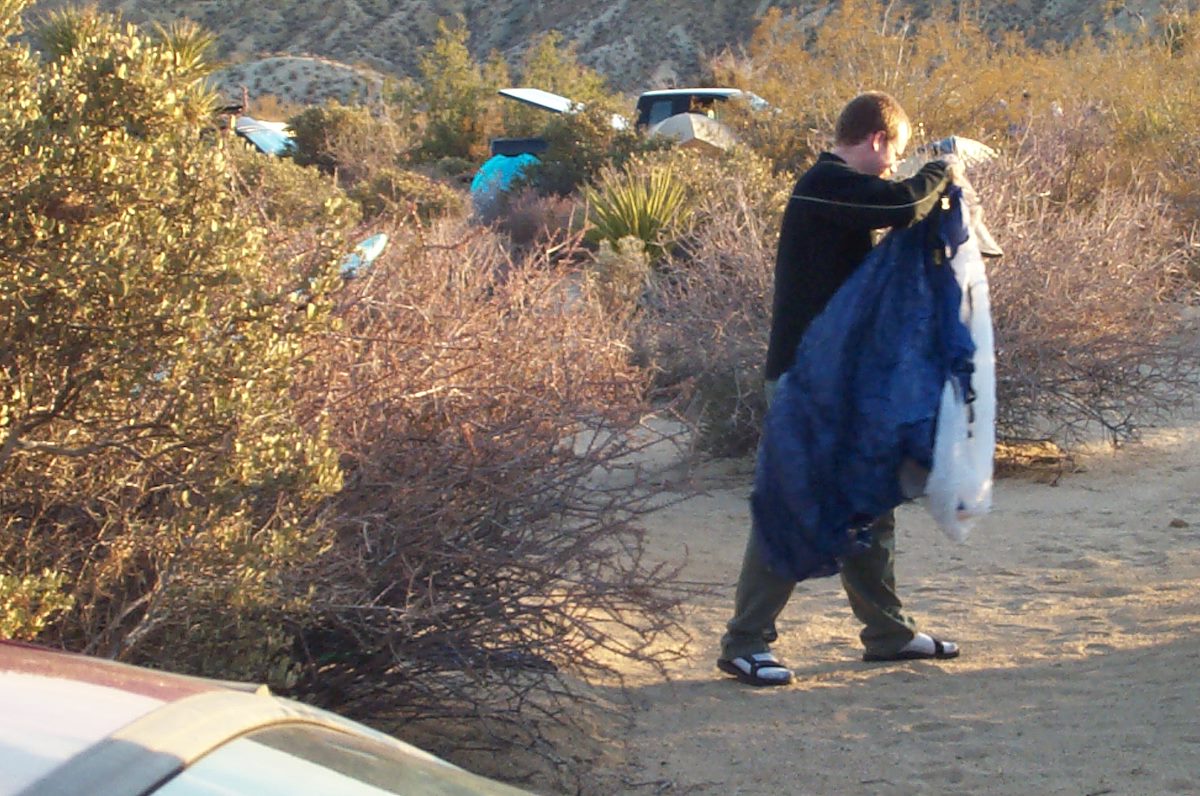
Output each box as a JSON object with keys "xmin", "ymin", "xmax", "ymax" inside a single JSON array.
[{"xmin": 752, "ymin": 188, "xmax": 974, "ymax": 581}]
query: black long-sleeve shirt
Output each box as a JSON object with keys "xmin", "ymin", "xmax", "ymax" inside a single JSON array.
[{"xmin": 763, "ymin": 153, "xmax": 950, "ymax": 381}]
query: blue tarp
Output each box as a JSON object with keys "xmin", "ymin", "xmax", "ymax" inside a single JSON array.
[
  {"xmin": 753, "ymin": 187, "xmax": 975, "ymax": 582},
  {"xmin": 340, "ymin": 233, "xmax": 389, "ymax": 279},
  {"xmin": 470, "ymin": 153, "xmax": 539, "ymax": 216},
  {"xmin": 235, "ymin": 115, "xmax": 295, "ymax": 157}
]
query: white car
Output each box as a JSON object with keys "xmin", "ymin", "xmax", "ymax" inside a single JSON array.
[{"xmin": 0, "ymin": 640, "xmax": 531, "ymax": 796}]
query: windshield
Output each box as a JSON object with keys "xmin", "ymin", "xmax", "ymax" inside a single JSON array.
[{"xmin": 153, "ymin": 724, "xmax": 515, "ymax": 796}]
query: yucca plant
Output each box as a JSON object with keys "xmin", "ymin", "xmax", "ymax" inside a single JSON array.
[
  {"xmin": 584, "ymin": 160, "xmax": 690, "ymax": 264},
  {"xmin": 35, "ymin": 4, "xmax": 108, "ymax": 62},
  {"xmin": 153, "ymin": 19, "xmax": 218, "ymax": 81}
]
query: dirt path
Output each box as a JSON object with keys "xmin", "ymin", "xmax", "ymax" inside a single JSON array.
[{"xmin": 603, "ymin": 420, "xmax": 1200, "ymax": 796}]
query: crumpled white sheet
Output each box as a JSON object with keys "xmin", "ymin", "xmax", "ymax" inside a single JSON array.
[
  {"xmin": 922, "ymin": 209, "xmax": 996, "ymax": 542},
  {"xmin": 893, "ymin": 136, "xmax": 1000, "ymax": 542}
]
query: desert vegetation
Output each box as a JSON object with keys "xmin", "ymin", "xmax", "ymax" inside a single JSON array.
[{"xmin": 3, "ymin": 0, "xmax": 1199, "ymax": 790}]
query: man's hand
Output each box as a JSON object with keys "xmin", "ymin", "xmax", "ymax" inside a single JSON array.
[{"xmin": 938, "ymin": 154, "xmax": 968, "ymax": 186}]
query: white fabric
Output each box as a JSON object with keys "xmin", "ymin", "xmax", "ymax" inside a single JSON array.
[{"xmin": 922, "ymin": 191, "xmax": 996, "ymax": 542}]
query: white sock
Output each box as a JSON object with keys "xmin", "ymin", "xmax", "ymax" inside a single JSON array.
[
  {"xmin": 900, "ymin": 633, "xmax": 959, "ymax": 655},
  {"xmin": 901, "ymin": 633, "xmax": 935, "ymax": 654}
]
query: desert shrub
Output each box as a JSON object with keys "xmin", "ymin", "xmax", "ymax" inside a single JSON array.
[
  {"xmin": 1078, "ymin": 17, "xmax": 1200, "ymax": 200},
  {"xmin": 593, "ymin": 147, "xmax": 788, "ymax": 456},
  {"xmin": 228, "ymin": 137, "xmax": 362, "ymax": 228},
  {"xmin": 288, "ymin": 102, "xmax": 362, "ymax": 172},
  {"xmin": 286, "ymin": 101, "xmax": 464, "ymax": 222},
  {"xmin": 0, "ymin": 3, "xmax": 347, "ymax": 661},
  {"xmin": 722, "ymin": 3, "xmax": 1200, "ymax": 192},
  {"xmin": 248, "ymin": 93, "xmax": 304, "ymax": 123},
  {"xmin": 714, "ymin": 2, "xmax": 1039, "ymax": 173},
  {"xmin": 584, "ymin": 160, "xmax": 690, "ymax": 263},
  {"xmin": 289, "ymin": 216, "xmax": 691, "ymax": 777},
  {"xmin": 347, "ymin": 166, "xmax": 465, "ymax": 220},
  {"xmin": 586, "ymin": 236, "xmax": 654, "ymax": 319},
  {"xmin": 2, "ymin": 9, "xmax": 695, "ymax": 783},
  {"xmin": 632, "ymin": 146, "xmax": 792, "ymax": 265},
  {"xmin": 637, "ymin": 166, "xmax": 778, "ymax": 456},
  {"xmin": 492, "ymin": 187, "xmax": 584, "ymax": 253},
  {"xmin": 414, "ymin": 18, "xmax": 502, "ymax": 161},
  {"xmin": 739, "ymin": 2, "xmax": 1110, "ymax": 169},
  {"xmin": 288, "ymin": 100, "xmax": 413, "ymax": 183},
  {"xmin": 585, "ymin": 135, "xmax": 786, "ymax": 257},
  {"xmin": 430, "ymin": 155, "xmax": 475, "ymax": 178},
  {"xmin": 523, "ymin": 102, "xmax": 658, "ymax": 196},
  {"xmin": 0, "ymin": 571, "xmax": 73, "ymax": 639},
  {"xmin": 978, "ymin": 109, "xmax": 1199, "ymax": 445}
]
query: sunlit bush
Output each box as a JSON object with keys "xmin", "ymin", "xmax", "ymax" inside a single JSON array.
[
  {"xmin": 979, "ymin": 110, "xmax": 1199, "ymax": 444},
  {"xmin": 500, "ymin": 31, "xmax": 617, "ymax": 138},
  {"xmin": 348, "ymin": 166, "xmax": 465, "ymax": 220},
  {"xmin": 289, "ymin": 100, "xmax": 415, "ymax": 183},
  {"xmin": 0, "ymin": 2, "xmax": 346, "ymax": 659},
  {"xmin": 228, "ymin": 137, "xmax": 361, "ymax": 227}
]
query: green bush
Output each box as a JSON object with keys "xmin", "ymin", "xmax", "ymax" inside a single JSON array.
[
  {"xmin": 228, "ymin": 137, "xmax": 361, "ymax": 228},
  {"xmin": 0, "ymin": 1, "xmax": 345, "ymax": 665},
  {"xmin": 501, "ymin": 31, "xmax": 616, "ymax": 137},
  {"xmin": 288, "ymin": 101, "xmax": 414, "ymax": 183},
  {"xmin": 348, "ymin": 166, "xmax": 465, "ymax": 220},
  {"xmin": 429, "ymin": 155, "xmax": 475, "ymax": 178},
  {"xmin": 0, "ymin": 571, "xmax": 73, "ymax": 640},
  {"xmin": 414, "ymin": 19, "xmax": 499, "ymax": 161},
  {"xmin": 524, "ymin": 103, "xmax": 657, "ymax": 196}
]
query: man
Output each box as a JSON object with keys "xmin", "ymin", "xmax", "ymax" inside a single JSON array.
[{"xmin": 718, "ymin": 91, "xmax": 959, "ymax": 687}]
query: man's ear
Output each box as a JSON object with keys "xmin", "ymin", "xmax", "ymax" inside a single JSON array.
[{"xmin": 870, "ymin": 130, "xmax": 887, "ymax": 151}]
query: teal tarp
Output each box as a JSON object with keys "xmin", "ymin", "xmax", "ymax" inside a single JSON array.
[{"xmin": 470, "ymin": 154, "xmax": 538, "ymax": 215}]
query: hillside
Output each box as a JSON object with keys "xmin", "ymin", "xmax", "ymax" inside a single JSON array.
[{"xmin": 22, "ymin": 0, "xmax": 1196, "ymax": 101}]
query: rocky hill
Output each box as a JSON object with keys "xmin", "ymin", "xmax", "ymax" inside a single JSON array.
[{"xmin": 22, "ymin": 0, "xmax": 1196, "ymax": 103}]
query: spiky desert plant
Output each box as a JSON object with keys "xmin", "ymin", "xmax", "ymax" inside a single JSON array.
[
  {"xmin": 585, "ymin": 160, "xmax": 689, "ymax": 263},
  {"xmin": 153, "ymin": 18, "xmax": 217, "ymax": 80}
]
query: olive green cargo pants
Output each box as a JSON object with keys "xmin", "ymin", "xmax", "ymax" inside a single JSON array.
[
  {"xmin": 719, "ymin": 510, "xmax": 917, "ymax": 660},
  {"xmin": 719, "ymin": 381, "xmax": 918, "ymax": 661}
]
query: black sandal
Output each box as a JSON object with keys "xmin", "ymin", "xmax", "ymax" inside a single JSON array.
[
  {"xmin": 863, "ymin": 636, "xmax": 960, "ymax": 662},
  {"xmin": 717, "ymin": 652, "xmax": 794, "ymax": 686}
]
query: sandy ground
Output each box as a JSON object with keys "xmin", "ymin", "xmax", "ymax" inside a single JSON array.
[{"xmin": 600, "ymin": 417, "xmax": 1200, "ymax": 796}]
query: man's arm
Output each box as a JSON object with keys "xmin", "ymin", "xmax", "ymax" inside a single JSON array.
[{"xmin": 798, "ymin": 160, "xmax": 950, "ymax": 231}]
